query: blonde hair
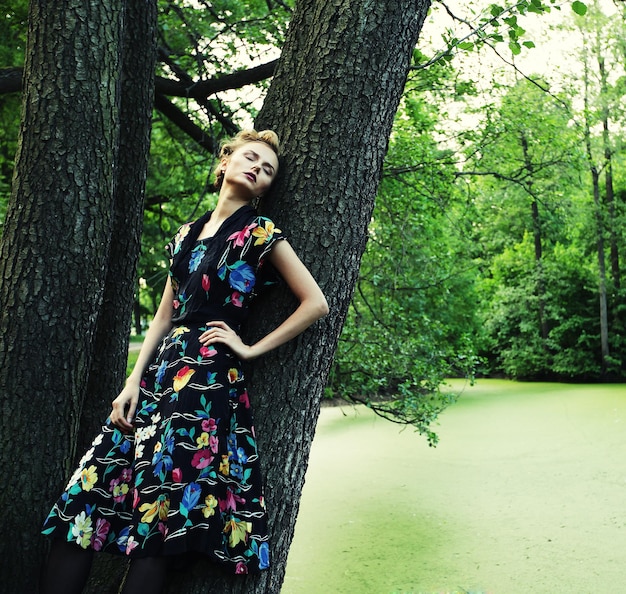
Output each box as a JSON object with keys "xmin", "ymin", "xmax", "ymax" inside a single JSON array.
[{"xmin": 213, "ymin": 129, "xmax": 280, "ymax": 189}]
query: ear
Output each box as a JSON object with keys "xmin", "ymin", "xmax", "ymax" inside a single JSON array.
[{"xmin": 220, "ymin": 156, "xmax": 229, "ymax": 172}]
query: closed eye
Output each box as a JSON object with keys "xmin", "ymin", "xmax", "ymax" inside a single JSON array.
[{"xmin": 244, "ymin": 149, "xmax": 275, "ymax": 176}]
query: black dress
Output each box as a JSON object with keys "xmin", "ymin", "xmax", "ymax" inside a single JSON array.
[{"xmin": 43, "ymin": 205, "xmax": 283, "ymax": 574}]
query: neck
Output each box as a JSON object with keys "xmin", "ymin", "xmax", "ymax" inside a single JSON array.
[{"xmin": 212, "ymin": 189, "xmax": 251, "ymax": 220}]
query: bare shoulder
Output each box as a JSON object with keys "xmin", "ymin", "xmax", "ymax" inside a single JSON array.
[
  {"xmin": 267, "ymin": 239, "xmax": 302, "ymax": 270},
  {"xmin": 268, "ymin": 240, "xmax": 328, "ymax": 316}
]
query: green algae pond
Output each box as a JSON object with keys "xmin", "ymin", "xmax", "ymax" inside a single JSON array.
[{"xmin": 283, "ymin": 379, "xmax": 626, "ymax": 594}]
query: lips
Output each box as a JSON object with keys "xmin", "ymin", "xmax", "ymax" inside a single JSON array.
[{"xmin": 244, "ymin": 172, "xmax": 256, "ymax": 183}]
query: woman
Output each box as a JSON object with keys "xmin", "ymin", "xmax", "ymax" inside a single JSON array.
[{"xmin": 40, "ymin": 129, "xmax": 329, "ymax": 594}]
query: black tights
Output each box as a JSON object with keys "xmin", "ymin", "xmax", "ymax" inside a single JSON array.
[
  {"xmin": 40, "ymin": 540, "xmax": 168, "ymax": 594},
  {"xmin": 121, "ymin": 556, "xmax": 169, "ymax": 594},
  {"xmin": 40, "ymin": 539, "xmax": 94, "ymax": 594}
]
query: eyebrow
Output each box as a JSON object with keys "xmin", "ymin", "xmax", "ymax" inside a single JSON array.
[{"xmin": 245, "ymin": 149, "xmax": 276, "ymax": 172}]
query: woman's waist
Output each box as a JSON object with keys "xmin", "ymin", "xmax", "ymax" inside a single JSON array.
[
  {"xmin": 162, "ymin": 321, "xmax": 242, "ymax": 361},
  {"xmin": 168, "ymin": 317, "xmax": 242, "ymax": 334}
]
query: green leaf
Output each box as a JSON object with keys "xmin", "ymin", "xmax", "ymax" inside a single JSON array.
[
  {"xmin": 509, "ymin": 41, "xmax": 521, "ymax": 55},
  {"xmin": 458, "ymin": 41, "xmax": 475, "ymax": 51},
  {"xmin": 490, "ymin": 4, "xmax": 505, "ymax": 17},
  {"xmin": 572, "ymin": 1, "xmax": 587, "ymax": 15}
]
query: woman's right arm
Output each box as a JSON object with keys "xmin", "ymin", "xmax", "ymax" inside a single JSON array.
[{"xmin": 109, "ymin": 276, "xmax": 175, "ymax": 432}]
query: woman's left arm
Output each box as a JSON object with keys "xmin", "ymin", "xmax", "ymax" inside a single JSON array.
[{"xmin": 201, "ymin": 240, "xmax": 329, "ymax": 359}]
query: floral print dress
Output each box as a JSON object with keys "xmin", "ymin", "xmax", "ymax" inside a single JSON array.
[{"xmin": 43, "ymin": 205, "xmax": 283, "ymax": 574}]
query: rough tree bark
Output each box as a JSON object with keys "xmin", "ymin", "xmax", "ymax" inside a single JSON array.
[
  {"xmin": 0, "ymin": 1, "xmax": 155, "ymax": 592},
  {"xmin": 78, "ymin": 0, "xmax": 157, "ymax": 476},
  {"xmin": 80, "ymin": 2, "xmax": 158, "ymax": 590},
  {"xmin": 166, "ymin": 0, "xmax": 431, "ymax": 592}
]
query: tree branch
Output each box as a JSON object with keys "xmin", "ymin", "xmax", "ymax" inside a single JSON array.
[
  {"xmin": 165, "ymin": 59, "xmax": 278, "ymax": 98},
  {"xmin": 153, "ymin": 93, "xmax": 216, "ymax": 152},
  {"xmin": 156, "ymin": 46, "xmax": 240, "ymax": 137},
  {"xmin": 0, "ymin": 60, "xmax": 278, "ymax": 99},
  {"xmin": 0, "ymin": 67, "xmax": 22, "ymax": 94}
]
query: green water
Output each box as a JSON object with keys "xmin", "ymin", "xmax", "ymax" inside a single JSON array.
[{"xmin": 283, "ymin": 380, "xmax": 626, "ymax": 594}]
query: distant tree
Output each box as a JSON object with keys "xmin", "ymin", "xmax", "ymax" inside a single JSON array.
[{"xmin": 576, "ymin": 1, "xmax": 626, "ymax": 374}]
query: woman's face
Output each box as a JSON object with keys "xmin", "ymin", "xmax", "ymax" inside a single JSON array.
[{"xmin": 221, "ymin": 141, "xmax": 279, "ymax": 200}]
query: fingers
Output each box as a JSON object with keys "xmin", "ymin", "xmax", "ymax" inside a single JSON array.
[
  {"xmin": 206, "ymin": 320, "xmax": 229, "ymax": 330},
  {"xmin": 110, "ymin": 395, "xmax": 137, "ymax": 433},
  {"xmin": 199, "ymin": 321, "xmax": 235, "ymax": 345},
  {"xmin": 110, "ymin": 412, "xmax": 133, "ymax": 432},
  {"xmin": 125, "ymin": 400, "xmax": 138, "ymax": 426},
  {"xmin": 204, "ymin": 321, "xmax": 232, "ymax": 336},
  {"xmin": 110, "ymin": 411, "xmax": 133, "ymax": 432}
]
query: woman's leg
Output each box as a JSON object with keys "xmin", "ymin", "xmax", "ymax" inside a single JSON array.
[
  {"xmin": 120, "ymin": 556, "xmax": 169, "ymax": 594},
  {"xmin": 39, "ymin": 539, "xmax": 94, "ymax": 594}
]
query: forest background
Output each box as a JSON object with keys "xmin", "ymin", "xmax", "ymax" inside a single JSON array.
[
  {"xmin": 0, "ymin": 0, "xmax": 624, "ymax": 590},
  {"xmin": 3, "ymin": 0, "xmax": 623, "ymax": 400}
]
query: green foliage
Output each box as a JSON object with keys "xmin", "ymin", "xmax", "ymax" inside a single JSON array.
[
  {"xmin": 431, "ymin": 0, "xmax": 586, "ymax": 62},
  {"xmin": 461, "ymin": 12, "xmax": 626, "ymax": 381},
  {"xmin": 0, "ymin": 94, "xmax": 19, "ymax": 226},
  {"xmin": 327, "ymin": 82, "xmax": 480, "ymax": 443},
  {"xmin": 0, "ymin": 0, "xmax": 27, "ymax": 66},
  {"xmin": 156, "ymin": 0, "xmax": 291, "ymax": 127},
  {"xmin": 0, "ymin": 0, "xmax": 28, "ymax": 227},
  {"xmin": 3, "ymin": 0, "xmax": 624, "ymax": 440},
  {"xmin": 477, "ymin": 236, "xmax": 601, "ymax": 379}
]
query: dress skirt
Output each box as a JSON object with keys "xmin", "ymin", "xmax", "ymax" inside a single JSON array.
[{"xmin": 43, "ymin": 323, "xmax": 270, "ymax": 574}]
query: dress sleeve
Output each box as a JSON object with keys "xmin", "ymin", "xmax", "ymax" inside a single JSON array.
[
  {"xmin": 165, "ymin": 222, "xmax": 193, "ymax": 263},
  {"xmin": 252, "ymin": 216, "xmax": 286, "ymax": 290},
  {"xmin": 251, "ymin": 216, "xmax": 285, "ymax": 259}
]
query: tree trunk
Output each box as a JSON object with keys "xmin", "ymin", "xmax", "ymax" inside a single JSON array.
[
  {"xmin": 582, "ymin": 54, "xmax": 610, "ymax": 375},
  {"xmin": 78, "ymin": 0, "xmax": 157, "ymax": 457},
  {"xmin": 592, "ymin": 166, "xmax": 611, "ymax": 371},
  {"xmin": 0, "ymin": 1, "xmax": 123, "ymax": 591},
  {"xmin": 598, "ymin": 45, "xmax": 620, "ymax": 293},
  {"xmin": 602, "ymin": 125, "xmax": 619, "ymax": 291},
  {"xmin": 166, "ymin": 0, "xmax": 431, "ymax": 592},
  {"xmin": 80, "ymin": 3, "xmax": 158, "ymax": 591},
  {"xmin": 520, "ymin": 132, "xmax": 548, "ymax": 343}
]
